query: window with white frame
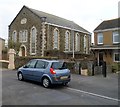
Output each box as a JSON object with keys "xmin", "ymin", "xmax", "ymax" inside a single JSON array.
[
  {"xmin": 97, "ymin": 33, "xmax": 103, "ymax": 44},
  {"xmin": 75, "ymin": 33, "xmax": 80, "ymax": 51},
  {"xmin": 114, "ymin": 53, "xmax": 120, "ymax": 62},
  {"xmin": 53, "ymin": 28, "xmax": 59, "ymax": 49},
  {"xmin": 23, "ymin": 30, "xmax": 28, "ymax": 42},
  {"xmin": 19, "ymin": 31, "xmax": 22, "ymax": 42},
  {"xmin": 12, "ymin": 30, "xmax": 17, "ymax": 42},
  {"xmin": 65, "ymin": 31, "xmax": 70, "ymax": 51},
  {"xmin": 113, "ymin": 31, "xmax": 120, "ymax": 44},
  {"xmin": 30, "ymin": 27, "xmax": 37, "ymax": 54},
  {"xmin": 19, "ymin": 30, "xmax": 28, "ymax": 42}
]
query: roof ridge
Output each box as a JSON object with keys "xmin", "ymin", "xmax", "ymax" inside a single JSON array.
[
  {"xmin": 103, "ymin": 17, "xmax": 119, "ymax": 22},
  {"xmin": 94, "ymin": 18, "xmax": 119, "ymax": 31}
]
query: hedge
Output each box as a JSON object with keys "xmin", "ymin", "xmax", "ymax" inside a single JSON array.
[
  {"xmin": 0, "ymin": 62, "xmax": 8, "ymax": 69},
  {"xmin": 112, "ymin": 62, "xmax": 120, "ymax": 73},
  {"xmin": 14, "ymin": 56, "xmax": 58, "ymax": 69},
  {"xmin": 14, "ymin": 56, "xmax": 94, "ymax": 75}
]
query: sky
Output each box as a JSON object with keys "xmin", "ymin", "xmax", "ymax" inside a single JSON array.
[{"xmin": 0, "ymin": 0, "xmax": 119, "ymax": 43}]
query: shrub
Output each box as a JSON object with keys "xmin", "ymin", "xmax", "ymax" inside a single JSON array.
[
  {"xmin": 66, "ymin": 62, "xmax": 75, "ymax": 74},
  {"xmin": 0, "ymin": 62, "xmax": 8, "ymax": 68},
  {"xmin": 81, "ymin": 61, "xmax": 88, "ymax": 69},
  {"xmin": 112, "ymin": 63, "xmax": 120, "ymax": 73}
]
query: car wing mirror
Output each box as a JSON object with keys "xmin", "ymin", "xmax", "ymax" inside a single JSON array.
[{"xmin": 23, "ymin": 65, "xmax": 28, "ymax": 68}]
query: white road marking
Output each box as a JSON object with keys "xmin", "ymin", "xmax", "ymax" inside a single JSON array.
[{"xmin": 67, "ymin": 87, "xmax": 120, "ymax": 102}]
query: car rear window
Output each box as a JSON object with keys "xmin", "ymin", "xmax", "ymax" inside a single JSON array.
[
  {"xmin": 51, "ymin": 62, "xmax": 67, "ymax": 69},
  {"xmin": 35, "ymin": 61, "xmax": 49, "ymax": 69}
]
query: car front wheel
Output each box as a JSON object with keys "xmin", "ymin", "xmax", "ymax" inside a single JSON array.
[
  {"xmin": 18, "ymin": 72, "xmax": 24, "ymax": 81},
  {"xmin": 42, "ymin": 77, "xmax": 51, "ymax": 88}
]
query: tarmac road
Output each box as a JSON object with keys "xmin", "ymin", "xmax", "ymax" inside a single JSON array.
[{"xmin": 1, "ymin": 69, "xmax": 119, "ymax": 106}]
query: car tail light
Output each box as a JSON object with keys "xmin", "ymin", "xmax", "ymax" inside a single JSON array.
[{"xmin": 50, "ymin": 68, "xmax": 56, "ymax": 74}]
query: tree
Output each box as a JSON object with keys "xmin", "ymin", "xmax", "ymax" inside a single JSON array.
[{"xmin": 8, "ymin": 40, "xmax": 21, "ymax": 54}]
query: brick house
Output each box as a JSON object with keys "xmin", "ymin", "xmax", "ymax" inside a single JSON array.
[
  {"xmin": 91, "ymin": 18, "xmax": 120, "ymax": 65},
  {"xmin": 0, "ymin": 37, "xmax": 5, "ymax": 60},
  {"xmin": 8, "ymin": 5, "xmax": 91, "ymax": 58}
]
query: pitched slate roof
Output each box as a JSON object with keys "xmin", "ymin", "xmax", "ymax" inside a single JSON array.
[
  {"xmin": 94, "ymin": 18, "xmax": 120, "ymax": 31},
  {"xmin": 25, "ymin": 6, "xmax": 90, "ymax": 34}
]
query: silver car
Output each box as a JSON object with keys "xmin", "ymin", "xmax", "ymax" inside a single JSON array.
[{"xmin": 17, "ymin": 59, "xmax": 71, "ymax": 88}]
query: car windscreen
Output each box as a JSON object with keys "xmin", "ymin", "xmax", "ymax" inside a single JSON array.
[{"xmin": 51, "ymin": 62, "xmax": 67, "ymax": 69}]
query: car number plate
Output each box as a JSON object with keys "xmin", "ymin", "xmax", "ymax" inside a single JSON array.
[{"xmin": 60, "ymin": 76, "xmax": 68, "ymax": 79}]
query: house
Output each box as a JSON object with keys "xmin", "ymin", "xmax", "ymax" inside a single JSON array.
[
  {"xmin": 0, "ymin": 37, "xmax": 5, "ymax": 60},
  {"xmin": 8, "ymin": 5, "xmax": 91, "ymax": 59},
  {"xmin": 91, "ymin": 18, "xmax": 120, "ymax": 65}
]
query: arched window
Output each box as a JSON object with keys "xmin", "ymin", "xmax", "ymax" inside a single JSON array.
[
  {"xmin": 65, "ymin": 31, "xmax": 70, "ymax": 51},
  {"xmin": 53, "ymin": 28, "xmax": 59, "ymax": 49},
  {"xmin": 75, "ymin": 33, "xmax": 80, "ymax": 51},
  {"xmin": 30, "ymin": 26, "xmax": 37, "ymax": 55},
  {"xmin": 12, "ymin": 30, "xmax": 17, "ymax": 42}
]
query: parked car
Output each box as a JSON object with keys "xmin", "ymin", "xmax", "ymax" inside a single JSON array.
[{"xmin": 17, "ymin": 59, "xmax": 71, "ymax": 88}]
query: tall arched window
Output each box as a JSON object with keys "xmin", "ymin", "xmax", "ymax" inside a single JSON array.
[
  {"xmin": 12, "ymin": 30, "xmax": 17, "ymax": 42},
  {"xmin": 75, "ymin": 33, "xmax": 80, "ymax": 51},
  {"xmin": 65, "ymin": 31, "xmax": 70, "ymax": 51},
  {"xmin": 53, "ymin": 28, "xmax": 59, "ymax": 49},
  {"xmin": 30, "ymin": 26, "xmax": 37, "ymax": 55}
]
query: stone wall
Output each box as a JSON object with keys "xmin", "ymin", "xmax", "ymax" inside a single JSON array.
[
  {"xmin": 9, "ymin": 6, "xmax": 91, "ymax": 58},
  {"xmin": 9, "ymin": 7, "xmax": 42, "ymax": 56}
]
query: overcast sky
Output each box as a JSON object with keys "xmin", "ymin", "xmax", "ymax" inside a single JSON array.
[{"xmin": 0, "ymin": 0, "xmax": 119, "ymax": 43}]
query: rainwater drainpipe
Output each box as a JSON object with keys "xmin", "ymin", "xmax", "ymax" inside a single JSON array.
[{"xmin": 71, "ymin": 25, "xmax": 74, "ymax": 59}]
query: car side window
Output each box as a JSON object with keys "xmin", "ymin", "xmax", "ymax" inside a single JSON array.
[
  {"xmin": 26, "ymin": 60, "xmax": 37, "ymax": 68},
  {"xmin": 35, "ymin": 61, "xmax": 48, "ymax": 69}
]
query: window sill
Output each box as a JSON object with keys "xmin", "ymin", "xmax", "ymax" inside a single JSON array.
[
  {"xmin": 97, "ymin": 43, "xmax": 104, "ymax": 45},
  {"xmin": 113, "ymin": 42, "xmax": 120, "ymax": 44},
  {"xmin": 114, "ymin": 61, "xmax": 120, "ymax": 62}
]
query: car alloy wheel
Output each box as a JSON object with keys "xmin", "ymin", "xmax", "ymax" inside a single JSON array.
[
  {"xmin": 42, "ymin": 78, "xmax": 50, "ymax": 88},
  {"xmin": 18, "ymin": 72, "xmax": 23, "ymax": 81}
]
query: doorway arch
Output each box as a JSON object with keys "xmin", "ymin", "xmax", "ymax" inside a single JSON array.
[{"xmin": 19, "ymin": 45, "xmax": 27, "ymax": 56}]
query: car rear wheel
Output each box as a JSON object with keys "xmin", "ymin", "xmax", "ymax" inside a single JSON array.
[
  {"xmin": 18, "ymin": 72, "xmax": 24, "ymax": 81},
  {"xmin": 42, "ymin": 77, "xmax": 51, "ymax": 88}
]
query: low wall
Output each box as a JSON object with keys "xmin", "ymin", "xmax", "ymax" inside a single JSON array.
[{"xmin": 14, "ymin": 56, "xmax": 114, "ymax": 75}]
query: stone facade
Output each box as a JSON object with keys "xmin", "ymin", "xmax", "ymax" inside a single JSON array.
[
  {"xmin": 0, "ymin": 37, "xmax": 5, "ymax": 60},
  {"xmin": 9, "ymin": 6, "xmax": 91, "ymax": 59}
]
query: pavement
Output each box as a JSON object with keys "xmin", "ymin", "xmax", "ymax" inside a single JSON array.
[{"xmin": 70, "ymin": 72, "xmax": 119, "ymax": 99}]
